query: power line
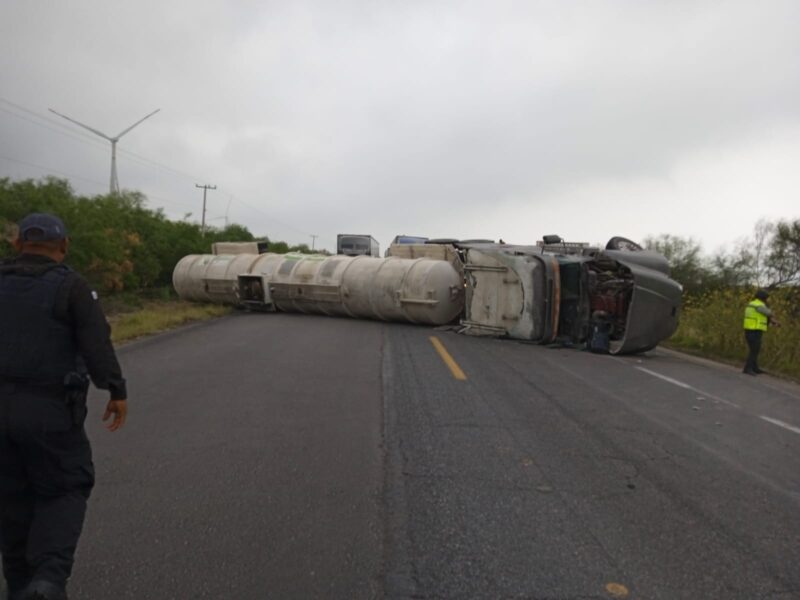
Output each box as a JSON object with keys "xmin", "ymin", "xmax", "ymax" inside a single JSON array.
[
  {"xmin": 48, "ymin": 106, "xmax": 160, "ymax": 195},
  {"xmin": 228, "ymin": 195, "xmax": 316, "ymax": 239},
  {"xmin": 0, "ymin": 97, "xmax": 327, "ymax": 244},
  {"xmin": 0, "ymin": 99, "xmax": 206, "ymax": 212},
  {"xmin": 1, "ymin": 97, "xmax": 218, "ymax": 193},
  {"xmin": 0, "ymin": 102, "xmax": 197, "ymax": 188},
  {"xmin": 0, "ymin": 154, "xmax": 108, "ymax": 189},
  {"xmin": 0, "ymin": 154, "xmax": 198, "ymax": 211},
  {"xmin": 0, "ymin": 149, "xmax": 333, "ymax": 246},
  {"xmin": 0, "ymin": 104, "xmax": 112, "ymax": 152},
  {"xmin": 0, "ymin": 98, "xmax": 201, "ymax": 182}
]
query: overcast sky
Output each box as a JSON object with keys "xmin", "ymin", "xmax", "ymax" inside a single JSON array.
[{"xmin": 1, "ymin": 0, "xmax": 798, "ymax": 254}]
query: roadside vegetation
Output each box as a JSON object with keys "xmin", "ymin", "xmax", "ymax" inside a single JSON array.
[
  {"xmin": 0, "ymin": 177, "xmax": 317, "ymax": 294},
  {"xmin": 108, "ymin": 299, "xmax": 231, "ymax": 344},
  {"xmin": 2, "ymin": 177, "xmax": 798, "ymax": 371},
  {"xmin": 668, "ymin": 287, "xmax": 799, "ymax": 378},
  {"xmin": 0, "ymin": 177, "xmax": 314, "ymax": 342},
  {"xmin": 645, "ymin": 223, "xmax": 800, "ymax": 379}
]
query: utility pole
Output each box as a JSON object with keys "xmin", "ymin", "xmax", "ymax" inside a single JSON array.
[
  {"xmin": 223, "ymin": 196, "xmax": 233, "ymax": 228},
  {"xmin": 195, "ymin": 184, "xmax": 217, "ymax": 236},
  {"xmin": 310, "ymin": 234, "xmax": 318, "ymax": 250}
]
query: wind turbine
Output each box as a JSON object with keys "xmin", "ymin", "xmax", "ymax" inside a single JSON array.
[{"xmin": 48, "ymin": 107, "xmax": 160, "ymax": 195}]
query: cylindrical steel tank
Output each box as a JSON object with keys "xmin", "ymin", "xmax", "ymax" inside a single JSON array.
[
  {"xmin": 173, "ymin": 253, "xmax": 261, "ymax": 304},
  {"xmin": 173, "ymin": 253, "xmax": 465, "ymax": 325}
]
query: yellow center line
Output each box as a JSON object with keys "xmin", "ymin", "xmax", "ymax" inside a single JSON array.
[{"xmin": 429, "ymin": 336, "xmax": 467, "ymax": 380}]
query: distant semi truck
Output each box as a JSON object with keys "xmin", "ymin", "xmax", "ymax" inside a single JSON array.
[{"xmin": 336, "ymin": 234, "xmax": 380, "ymax": 257}]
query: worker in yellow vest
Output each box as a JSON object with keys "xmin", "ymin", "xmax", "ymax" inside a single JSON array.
[{"xmin": 742, "ymin": 289, "xmax": 781, "ymax": 375}]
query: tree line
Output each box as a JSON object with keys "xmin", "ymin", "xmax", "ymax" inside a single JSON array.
[
  {"xmin": 645, "ymin": 218, "xmax": 798, "ymax": 378},
  {"xmin": 0, "ymin": 177, "xmax": 315, "ymax": 294},
  {"xmin": 2, "ymin": 177, "xmax": 797, "ymax": 300},
  {"xmin": 644, "ymin": 219, "xmax": 800, "ymax": 296}
]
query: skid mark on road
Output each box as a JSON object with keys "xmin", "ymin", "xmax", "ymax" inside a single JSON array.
[{"xmin": 429, "ymin": 336, "xmax": 467, "ymax": 380}]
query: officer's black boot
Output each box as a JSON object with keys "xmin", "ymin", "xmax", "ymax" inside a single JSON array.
[
  {"xmin": 3, "ymin": 577, "xmax": 31, "ymax": 600},
  {"xmin": 2, "ymin": 566, "xmax": 32, "ymax": 600},
  {"xmin": 3, "ymin": 581, "xmax": 25, "ymax": 600},
  {"xmin": 22, "ymin": 580, "xmax": 67, "ymax": 600},
  {"xmin": 2, "ymin": 568, "xmax": 30, "ymax": 600}
]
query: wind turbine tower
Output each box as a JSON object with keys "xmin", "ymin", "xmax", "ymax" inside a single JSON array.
[{"xmin": 49, "ymin": 107, "xmax": 160, "ymax": 195}]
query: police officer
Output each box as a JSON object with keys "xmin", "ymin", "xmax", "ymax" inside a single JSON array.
[
  {"xmin": 0, "ymin": 213, "xmax": 127, "ymax": 600},
  {"xmin": 742, "ymin": 288, "xmax": 782, "ymax": 375}
]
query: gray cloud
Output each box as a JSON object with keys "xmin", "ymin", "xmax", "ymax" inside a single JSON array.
[{"xmin": 2, "ymin": 0, "xmax": 798, "ymax": 252}]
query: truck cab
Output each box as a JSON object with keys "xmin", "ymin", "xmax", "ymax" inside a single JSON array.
[{"xmin": 458, "ymin": 238, "xmax": 682, "ymax": 354}]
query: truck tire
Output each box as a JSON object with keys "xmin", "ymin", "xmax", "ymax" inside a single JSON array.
[{"xmin": 605, "ymin": 236, "xmax": 643, "ymax": 251}]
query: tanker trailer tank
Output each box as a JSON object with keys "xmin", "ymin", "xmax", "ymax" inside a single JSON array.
[
  {"xmin": 173, "ymin": 253, "xmax": 262, "ymax": 304},
  {"xmin": 174, "ymin": 252, "xmax": 465, "ymax": 326},
  {"xmin": 255, "ymin": 254, "xmax": 465, "ymax": 325}
]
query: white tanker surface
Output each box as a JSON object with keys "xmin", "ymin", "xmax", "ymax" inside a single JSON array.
[{"xmin": 173, "ymin": 252, "xmax": 465, "ymax": 325}]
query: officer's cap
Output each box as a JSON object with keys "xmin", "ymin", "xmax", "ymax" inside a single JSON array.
[
  {"xmin": 18, "ymin": 213, "xmax": 68, "ymax": 242},
  {"xmin": 755, "ymin": 289, "xmax": 769, "ymax": 301}
]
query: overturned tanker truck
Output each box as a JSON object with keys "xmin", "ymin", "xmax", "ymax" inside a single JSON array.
[{"xmin": 173, "ymin": 236, "xmax": 682, "ymax": 355}]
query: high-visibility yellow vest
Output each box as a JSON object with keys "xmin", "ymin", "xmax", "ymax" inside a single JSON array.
[{"xmin": 743, "ymin": 299, "xmax": 768, "ymax": 331}]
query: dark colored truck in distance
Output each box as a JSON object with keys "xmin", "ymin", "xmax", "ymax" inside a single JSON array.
[{"xmin": 336, "ymin": 234, "xmax": 380, "ymax": 257}]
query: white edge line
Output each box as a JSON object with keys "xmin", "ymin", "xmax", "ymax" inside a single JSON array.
[
  {"xmin": 635, "ymin": 367, "xmax": 693, "ymax": 389},
  {"xmin": 760, "ymin": 416, "xmax": 800, "ymax": 436},
  {"xmin": 635, "ymin": 367, "xmax": 741, "ymax": 408},
  {"xmin": 634, "ymin": 365, "xmax": 800, "ymax": 438}
]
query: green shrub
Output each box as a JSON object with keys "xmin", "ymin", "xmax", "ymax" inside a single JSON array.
[
  {"xmin": 669, "ymin": 288, "xmax": 799, "ymax": 379},
  {"xmin": 1, "ymin": 177, "xmax": 270, "ymax": 294},
  {"xmin": 109, "ymin": 301, "xmax": 231, "ymax": 343}
]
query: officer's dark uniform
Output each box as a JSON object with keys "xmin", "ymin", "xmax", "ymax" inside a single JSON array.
[{"xmin": 0, "ymin": 224, "xmax": 126, "ymax": 598}]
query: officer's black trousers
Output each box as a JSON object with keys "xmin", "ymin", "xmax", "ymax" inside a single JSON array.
[
  {"xmin": 744, "ymin": 329, "xmax": 763, "ymax": 373},
  {"xmin": 0, "ymin": 383, "xmax": 94, "ymax": 592}
]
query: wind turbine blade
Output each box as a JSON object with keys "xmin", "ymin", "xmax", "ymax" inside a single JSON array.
[
  {"xmin": 48, "ymin": 108, "xmax": 113, "ymax": 141},
  {"xmin": 115, "ymin": 108, "xmax": 160, "ymax": 139}
]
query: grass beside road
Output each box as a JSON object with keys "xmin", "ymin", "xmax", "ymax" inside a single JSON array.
[
  {"xmin": 666, "ymin": 287, "xmax": 799, "ymax": 380},
  {"xmin": 105, "ymin": 292, "xmax": 231, "ymax": 344}
]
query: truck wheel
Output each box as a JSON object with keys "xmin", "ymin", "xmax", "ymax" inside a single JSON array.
[{"xmin": 606, "ymin": 236, "xmax": 643, "ymax": 251}]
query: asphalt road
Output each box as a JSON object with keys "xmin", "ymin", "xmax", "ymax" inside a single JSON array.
[{"xmin": 65, "ymin": 312, "xmax": 799, "ymax": 599}]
